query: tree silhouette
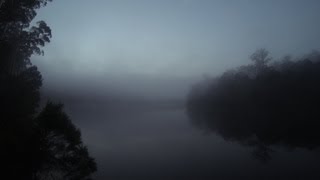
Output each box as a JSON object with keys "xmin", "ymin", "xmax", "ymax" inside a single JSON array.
[
  {"xmin": 250, "ymin": 48, "xmax": 271, "ymax": 67},
  {"xmin": 0, "ymin": 0, "xmax": 97, "ymax": 179},
  {"xmin": 33, "ymin": 102, "xmax": 97, "ymax": 180},
  {"xmin": 0, "ymin": 0, "xmax": 52, "ymax": 75},
  {"xmin": 0, "ymin": 65, "xmax": 43, "ymax": 179},
  {"xmin": 187, "ymin": 50, "xmax": 320, "ymax": 161}
]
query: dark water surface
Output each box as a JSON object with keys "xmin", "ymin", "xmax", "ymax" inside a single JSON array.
[{"xmin": 57, "ymin": 98, "xmax": 320, "ymax": 180}]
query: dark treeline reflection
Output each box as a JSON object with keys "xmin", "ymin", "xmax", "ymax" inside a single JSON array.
[
  {"xmin": 187, "ymin": 49, "xmax": 320, "ymax": 161},
  {"xmin": 0, "ymin": 0, "xmax": 96, "ymax": 179}
]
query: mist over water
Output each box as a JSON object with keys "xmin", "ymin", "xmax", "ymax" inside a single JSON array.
[
  {"xmin": 33, "ymin": 0, "xmax": 320, "ymax": 177},
  {"xmin": 2, "ymin": 0, "xmax": 320, "ymax": 179},
  {"xmin": 38, "ymin": 73, "xmax": 320, "ymax": 179}
]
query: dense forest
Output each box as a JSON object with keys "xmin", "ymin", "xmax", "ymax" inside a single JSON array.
[
  {"xmin": 0, "ymin": 0, "xmax": 96, "ymax": 179},
  {"xmin": 187, "ymin": 49, "xmax": 320, "ymax": 161}
]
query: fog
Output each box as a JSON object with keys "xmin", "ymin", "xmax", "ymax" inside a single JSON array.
[
  {"xmin": 37, "ymin": 73, "xmax": 320, "ymax": 179},
  {"xmin": 4, "ymin": 0, "xmax": 320, "ymax": 179}
]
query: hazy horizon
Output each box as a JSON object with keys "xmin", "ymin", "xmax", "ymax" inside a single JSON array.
[{"xmin": 26, "ymin": 0, "xmax": 320, "ymax": 179}]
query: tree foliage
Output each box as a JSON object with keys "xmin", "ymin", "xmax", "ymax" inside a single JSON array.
[
  {"xmin": 250, "ymin": 48, "xmax": 271, "ymax": 67},
  {"xmin": 0, "ymin": 64, "xmax": 43, "ymax": 179},
  {"xmin": 33, "ymin": 103, "xmax": 97, "ymax": 180},
  {"xmin": 0, "ymin": 0, "xmax": 52, "ymax": 74},
  {"xmin": 0, "ymin": 0, "xmax": 97, "ymax": 179},
  {"xmin": 187, "ymin": 50, "xmax": 320, "ymax": 161}
]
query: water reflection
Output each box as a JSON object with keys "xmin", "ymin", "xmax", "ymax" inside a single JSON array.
[
  {"xmin": 187, "ymin": 50, "xmax": 320, "ymax": 162},
  {"xmin": 62, "ymin": 98, "xmax": 320, "ymax": 180}
]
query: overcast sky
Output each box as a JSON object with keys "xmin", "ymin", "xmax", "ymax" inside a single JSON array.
[{"xmin": 33, "ymin": 0, "xmax": 320, "ymax": 79}]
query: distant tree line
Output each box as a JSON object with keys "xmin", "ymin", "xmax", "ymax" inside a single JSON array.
[
  {"xmin": 187, "ymin": 49, "xmax": 320, "ymax": 161},
  {"xmin": 0, "ymin": 0, "xmax": 96, "ymax": 179}
]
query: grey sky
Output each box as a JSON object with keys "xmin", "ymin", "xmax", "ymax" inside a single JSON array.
[{"xmin": 33, "ymin": 0, "xmax": 320, "ymax": 78}]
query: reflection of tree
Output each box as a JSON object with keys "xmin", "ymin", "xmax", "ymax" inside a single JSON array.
[
  {"xmin": 187, "ymin": 50, "xmax": 320, "ymax": 161},
  {"xmin": 0, "ymin": 0, "xmax": 97, "ymax": 179}
]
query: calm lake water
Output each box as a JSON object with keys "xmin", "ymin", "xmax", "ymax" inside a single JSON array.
[{"xmin": 60, "ymin": 99, "xmax": 320, "ymax": 180}]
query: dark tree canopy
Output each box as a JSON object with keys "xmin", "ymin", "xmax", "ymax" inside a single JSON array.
[
  {"xmin": 0, "ymin": 0, "xmax": 97, "ymax": 179},
  {"xmin": 33, "ymin": 103, "xmax": 97, "ymax": 180},
  {"xmin": 187, "ymin": 50, "xmax": 320, "ymax": 161},
  {"xmin": 0, "ymin": 0, "xmax": 52, "ymax": 26},
  {"xmin": 250, "ymin": 48, "xmax": 271, "ymax": 67},
  {"xmin": 0, "ymin": 65, "xmax": 43, "ymax": 180},
  {"xmin": 0, "ymin": 0, "xmax": 52, "ymax": 75}
]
